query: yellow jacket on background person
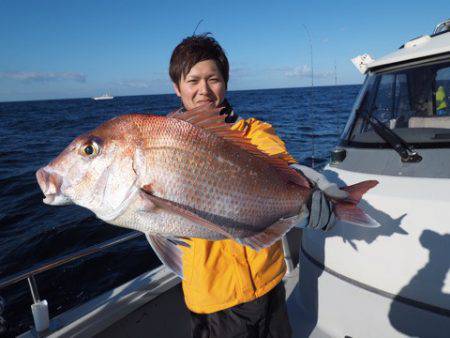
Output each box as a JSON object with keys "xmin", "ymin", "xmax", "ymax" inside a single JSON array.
[
  {"xmin": 181, "ymin": 117, "xmax": 297, "ymax": 314},
  {"xmin": 436, "ymin": 85, "xmax": 448, "ymax": 112}
]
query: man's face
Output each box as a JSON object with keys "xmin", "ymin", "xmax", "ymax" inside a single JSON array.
[{"xmin": 174, "ymin": 59, "xmax": 226, "ymax": 110}]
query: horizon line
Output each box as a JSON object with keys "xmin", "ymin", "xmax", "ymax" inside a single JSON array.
[{"xmin": 0, "ymin": 82, "xmax": 363, "ymax": 104}]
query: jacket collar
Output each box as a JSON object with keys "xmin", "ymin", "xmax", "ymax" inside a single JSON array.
[{"xmin": 178, "ymin": 99, "xmax": 239, "ymax": 124}]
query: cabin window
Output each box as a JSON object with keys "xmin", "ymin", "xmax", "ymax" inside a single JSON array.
[
  {"xmin": 372, "ymin": 74, "xmax": 396, "ymax": 125},
  {"xmin": 345, "ymin": 60, "xmax": 450, "ymax": 146}
]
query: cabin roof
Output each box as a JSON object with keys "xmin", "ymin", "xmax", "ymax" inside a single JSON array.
[{"xmin": 368, "ymin": 31, "xmax": 450, "ymax": 71}]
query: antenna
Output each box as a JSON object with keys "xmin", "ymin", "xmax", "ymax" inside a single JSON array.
[
  {"xmin": 302, "ymin": 24, "xmax": 315, "ymax": 168},
  {"xmin": 334, "ymin": 60, "xmax": 337, "ymax": 86},
  {"xmin": 192, "ymin": 19, "xmax": 204, "ymax": 35},
  {"xmin": 335, "ymin": 60, "xmax": 339, "ymax": 138}
]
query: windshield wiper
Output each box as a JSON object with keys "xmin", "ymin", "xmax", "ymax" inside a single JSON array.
[{"xmin": 367, "ymin": 116, "xmax": 422, "ymax": 163}]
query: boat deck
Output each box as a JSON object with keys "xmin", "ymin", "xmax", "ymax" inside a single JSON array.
[
  {"xmin": 96, "ymin": 266, "xmax": 302, "ymax": 338},
  {"xmin": 96, "ymin": 284, "xmax": 190, "ymax": 338}
]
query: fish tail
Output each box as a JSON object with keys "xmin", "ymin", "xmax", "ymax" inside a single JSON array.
[{"xmin": 333, "ymin": 180, "xmax": 380, "ymax": 228}]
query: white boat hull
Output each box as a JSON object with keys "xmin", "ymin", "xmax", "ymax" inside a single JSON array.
[
  {"xmin": 92, "ymin": 93, "xmax": 114, "ymax": 100},
  {"xmin": 295, "ymin": 166, "xmax": 450, "ymax": 337},
  {"xmin": 93, "ymin": 97, "xmax": 113, "ymax": 100}
]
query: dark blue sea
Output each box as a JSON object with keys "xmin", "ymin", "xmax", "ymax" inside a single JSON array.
[{"xmin": 0, "ymin": 85, "xmax": 360, "ymax": 336}]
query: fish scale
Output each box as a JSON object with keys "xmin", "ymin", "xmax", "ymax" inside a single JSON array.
[{"xmin": 138, "ymin": 118, "xmax": 305, "ymax": 232}]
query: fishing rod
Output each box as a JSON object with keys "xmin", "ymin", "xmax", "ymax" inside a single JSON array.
[
  {"xmin": 302, "ymin": 24, "xmax": 315, "ymax": 168},
  {"xmin": 192, "ymin": 19, "xmax": 204, "ymax": 35},
  {"xmin": 335, "ymin": 59, "xmax": 339, "ymax": 138}
]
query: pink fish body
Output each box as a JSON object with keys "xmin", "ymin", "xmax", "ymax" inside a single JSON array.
[{"xmin": 36, "ymin": 105, "xmax": 377, "ymax": 277}]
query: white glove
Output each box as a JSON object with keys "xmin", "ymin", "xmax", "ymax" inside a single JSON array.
[
  {"xmin": 290, "ymin": 164, "xmax": 348, "ymax": 231},
  {"xmin": 290, "ymin": 164, "xmax": 348, "ymax": 199}
]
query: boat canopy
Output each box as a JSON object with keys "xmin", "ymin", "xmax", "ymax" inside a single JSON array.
[
  {"xmin": 368, "ymin": 27, "xmax": 450, "ymax": 72},
  {"xmin": 341, "ymin": 58, "xmax": 450, "ymax": 149}
]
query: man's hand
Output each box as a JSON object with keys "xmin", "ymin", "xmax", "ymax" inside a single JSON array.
[
  {"xmin": 307, "ymin": 188, "xmax": 335, "ymax": 231},
  {"xmin": 290, "ymin": 164, "xmax": 348, "ymax": 231}
]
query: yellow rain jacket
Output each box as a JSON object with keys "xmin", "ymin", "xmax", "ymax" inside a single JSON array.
[
  {"xmin": 181, "ymin": 117, "xmax": 297, "ymax": 314},
  {"xmin": 436, "ymin": 86, "xmax": 448, "ymax": 111}
]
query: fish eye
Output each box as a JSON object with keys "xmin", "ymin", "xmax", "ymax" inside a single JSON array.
[
  {"xmin": 84, "ymin": 145, "xmax": 94, "ymax": 155},
  {"xmin": 81, "ymin": 141, "xmax": 100, "ymax": 158}
]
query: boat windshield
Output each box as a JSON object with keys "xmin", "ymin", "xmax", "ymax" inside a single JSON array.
[{"xmin": 343, "ymin": 60, "xmax": 450, "ymax": 147}]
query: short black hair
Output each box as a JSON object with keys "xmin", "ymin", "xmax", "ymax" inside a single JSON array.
[{"xmin": 169, "ymin": 34, "xmax": 229, "ymax": 87}]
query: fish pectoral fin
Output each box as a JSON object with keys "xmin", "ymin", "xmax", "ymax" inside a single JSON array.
[
  {"xmin": 166, "ymin": 236, "xmax": 191, "ymax": 247},
  {"xmin": 145, "ymin": 233, "xmax": 186, "ymax": 279},
  {"xmin": 139, "ymin": 190, "xmax": 234, "ymax": 239},
  {"xmin": 240, "ymin": 210, "xmax": 308, "ymax": 251}
]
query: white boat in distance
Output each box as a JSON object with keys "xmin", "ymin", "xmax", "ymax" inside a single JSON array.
[{"xmin": 92, "ymin": 93, "xmax": 114, "ymax": 100}]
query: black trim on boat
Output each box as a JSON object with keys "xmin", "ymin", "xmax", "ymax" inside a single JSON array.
[
  {"xmin": 369, "ymin": 52, "xmax": 450, "ymax": 74},
  {"xmin": 300, "ymin": 245, "xmax": 450, "ymax": 318},
  {"xmin": 339, "ymin": 140, "xmax": 450, "ymax": 149},
  {"xmin": 366, "ymin": 116, "xmax": 422, "ymax": 162}
]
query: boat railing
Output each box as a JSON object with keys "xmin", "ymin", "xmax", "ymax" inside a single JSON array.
[
  {"xmin": 0, "ymin": 230, "xmax": 296, "ymax": 334},
  {"xmin": 0, "ymin": 231, "xmax": 143, "ymax": 333}
]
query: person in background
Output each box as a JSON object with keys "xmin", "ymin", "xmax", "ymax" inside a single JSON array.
[
  {"xmin": 168, "ymin": 34, "xmax": 345, "ymax": 338},
  {"xmin": 436, "ymin": 85, "xmax": 448, "ymax": 116}
]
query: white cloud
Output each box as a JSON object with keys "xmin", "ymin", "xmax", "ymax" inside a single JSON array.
[
  {"xmin": 114, "ymin": 79, "xmax": 152, "ymax": 89},
  {"xmin": 230, "ymin": 67, "xmax": 252, "ymax": 78},
  {"xmin": 0, "ymin": 71, "xmax": 86, "ymax": 83},
  {"xmin": 112, "ymin": 76, "xmax": 170, "ymax": 89},
  {"xmin": 283, "ymin": 65, "xmax": 333, "ymax": 79},
  {"xmin": 284, "ymin": 65, "xmax": 311, "ymax": 77}
]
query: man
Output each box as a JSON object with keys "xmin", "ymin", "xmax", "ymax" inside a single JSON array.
[
  {"xmin": 169, "ymin": 34, "xmax": 344, "ymax": 338},
  {"xmin": 436, "ymin": 85, "xmax": 448, "ymax": 116}
]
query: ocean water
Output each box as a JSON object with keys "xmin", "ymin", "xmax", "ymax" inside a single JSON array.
[{"xmin": 0, "ymin": 85, "xmax": 360, "ymax": 336}]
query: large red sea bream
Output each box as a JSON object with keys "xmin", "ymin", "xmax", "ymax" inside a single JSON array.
[{"xmin": 36, "ymin": 105, "xmax": 378, "ymax": 277}]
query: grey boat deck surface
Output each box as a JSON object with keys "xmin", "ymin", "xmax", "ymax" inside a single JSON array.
[{"xmin": 96, "ymin": 267, "xmax": 302, "ymax": 338}]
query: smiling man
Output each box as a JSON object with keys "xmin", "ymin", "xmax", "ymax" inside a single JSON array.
[
  {"xmin": 173, "ymin": 58, "xmax": 226, "ymax": 109},
  {"xmin": 168, "ymin": 34, "xmax": 339, "ymax": 338}
]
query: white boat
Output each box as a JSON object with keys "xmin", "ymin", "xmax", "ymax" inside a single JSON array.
[
  {"xmin": 1, "ymin": 19, "xmax": 449, "ymax": 338},
  {"xmin": 92, "ymin": 93, "xmax": 114, "ymax": 100},
  {"xmin": 295, "ymin": 20, "xmax": 450, "ymax": 337}
]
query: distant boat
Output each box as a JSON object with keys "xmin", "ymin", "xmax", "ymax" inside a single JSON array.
[{"xmin": 92, "ymin": 93, "xmax": 114, "ymax": 100}]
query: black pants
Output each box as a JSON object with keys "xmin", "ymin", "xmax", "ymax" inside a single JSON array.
[{"xmin": 189, "ymin": 282, "xmax": 292, "ymax": 338}]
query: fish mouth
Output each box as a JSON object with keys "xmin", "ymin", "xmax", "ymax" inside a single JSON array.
[
  {"xmin": 41, "ymin": 193, "xmax": 72, "ymax": 205},
  {"xmin": 36, "ymin": 167, "xmax": 72, "ymax": 206}
]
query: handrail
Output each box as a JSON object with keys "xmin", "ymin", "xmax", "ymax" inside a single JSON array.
[
  {"xmin": 0, "ymin": 231, "xmax": 143, "ymax": 290},
  {"xmin": 0, "ymin": 230, "xmax": 295, "ymax": 333}
]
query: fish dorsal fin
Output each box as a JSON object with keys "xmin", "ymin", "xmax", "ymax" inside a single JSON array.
[{"xmin": 169, "ymin": 104, "xmax": 310, "ymax": 188}]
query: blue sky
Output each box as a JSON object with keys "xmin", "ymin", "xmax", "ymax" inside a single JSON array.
[{"xmin": 0, "ymin": 0, "xmax": 448, "ymax": 102}]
